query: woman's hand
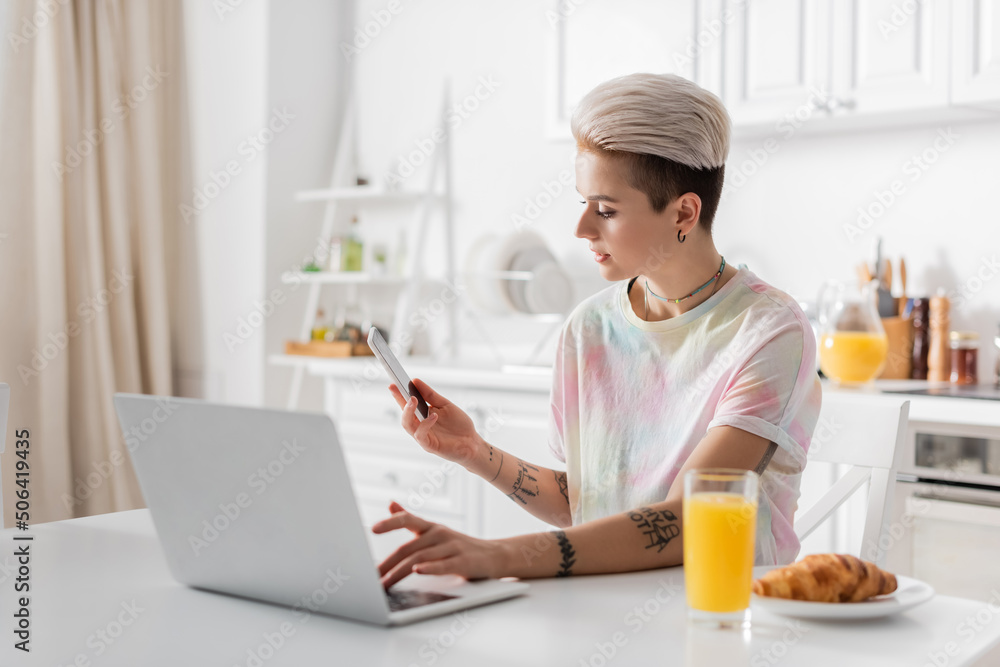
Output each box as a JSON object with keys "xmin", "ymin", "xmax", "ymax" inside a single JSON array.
[
  {"xmin": 388, "ymin": 378, "xmax": 483, "ymax": 468},
  {"xmin": 373, "ymin": 501, "xmax": 512, "ymax": 590}
]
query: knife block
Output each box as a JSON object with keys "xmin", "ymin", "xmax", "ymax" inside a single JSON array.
[{"xmin": 878, "ymin": 316, "xmax": 913, "ymax": 380}]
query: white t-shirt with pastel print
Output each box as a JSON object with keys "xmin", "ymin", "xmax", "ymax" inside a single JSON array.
[{"xmin": 547, "ymin": 264, "xmax": 822, "ymax": 566}]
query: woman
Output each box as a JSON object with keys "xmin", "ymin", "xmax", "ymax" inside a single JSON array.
[{"xmin": 373, "ymin": 73, "xmax": 822, "ymax": 589}]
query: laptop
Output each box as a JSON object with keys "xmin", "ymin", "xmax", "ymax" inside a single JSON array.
[{"xmin": 112, "ymin": 393, "xmax": 528, "ymax": 626}]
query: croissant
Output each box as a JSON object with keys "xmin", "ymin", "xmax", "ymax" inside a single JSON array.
[{"xmin": 752, "ymin": 554, "xmax": 897, "ymax": 603}]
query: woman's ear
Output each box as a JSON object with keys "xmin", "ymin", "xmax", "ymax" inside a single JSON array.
[{"xmin": 675, "ymin": 192, "xmax": 703, "ymax": 236}]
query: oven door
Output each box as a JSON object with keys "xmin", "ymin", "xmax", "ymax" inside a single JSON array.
[{"xmin": 886, "ymin": 478, "xmax": 1000, "ymax": 602}]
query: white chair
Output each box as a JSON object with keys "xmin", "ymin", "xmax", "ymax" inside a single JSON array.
[{"xmin": 794, "ymin": 391, "xmax": 910, "ymax": 567}]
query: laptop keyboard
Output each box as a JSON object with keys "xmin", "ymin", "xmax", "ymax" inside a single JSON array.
[{"xmin": 386, "ymin": 589, "xmax": 457, "ymax": 612}]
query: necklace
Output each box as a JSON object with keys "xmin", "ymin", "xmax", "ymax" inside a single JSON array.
[{"xmin": 643, "ymin": 256, "xmax": 726, "ymax": 321}]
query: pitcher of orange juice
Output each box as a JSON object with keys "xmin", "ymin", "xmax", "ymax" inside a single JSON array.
[{"xmin": 817, "ymin": 279, "xmax": 888, "ymax": 384}]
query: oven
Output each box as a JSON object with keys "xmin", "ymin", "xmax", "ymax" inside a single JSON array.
[{"xmin": 885, "ymin": 419, "xmax": 1000, "ymax": 602}]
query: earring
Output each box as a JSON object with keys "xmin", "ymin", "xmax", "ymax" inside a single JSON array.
[{"xmin": 677, "ymin": 229, "xmax": 686, "ymax": 244}]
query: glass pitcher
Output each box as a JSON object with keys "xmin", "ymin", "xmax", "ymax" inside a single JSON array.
[{"xmin": 816, "ymin": 279, "xmax": 888, "ymax": 384}]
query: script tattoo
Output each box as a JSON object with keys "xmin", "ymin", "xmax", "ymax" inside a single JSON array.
[
  {"xmin": 507, "ymin": 461, "xmax": 539, "ymax": 505},
  {"xmin": 629, "ymin": 506, "xmax": 680, "ymax": 553},
  {"xmin": 555, "ymin": 471, "xmax": 569, "ymax": 504},
  {"xmin": 554, "ymin": 530, "xmax": 576, "ymax": 577}
]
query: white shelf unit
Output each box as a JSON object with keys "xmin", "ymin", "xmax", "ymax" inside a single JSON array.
[{"xmin": 275, "ymin": 81, "xmax": 456, "ymax": 409}]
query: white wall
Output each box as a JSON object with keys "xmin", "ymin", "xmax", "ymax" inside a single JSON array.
[
  {"xmin": 183, "ymin": 0, "xmax": 269, "ymax": 405},
  {"xmin": 263, "ymin": 0, "xmax": 354, "ymax": 411},
  {"xmin": 342, "ymin": 0, "xmax": 1000, "ymax": 376}
]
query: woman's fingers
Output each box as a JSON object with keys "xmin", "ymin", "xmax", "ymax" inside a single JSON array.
[
  {"xmin": 376, "ymin": 527, "xmax": 446, "ymax": 577},
  {"xmin": 412, "ymin": 378, "xmax": 451, "ymax": 408},
  {"xmin": 399, "ymin": 396, "xmax": 422, "ymax": 436},
  {"xmin": 381, "ymin": 543, "xmax": 460, "ymax": 590},
  {"xmin": 371, "ymin": 502, "xmax": 436, "ymax": 535},
  {"xmin": 412, "ymin": 556, "xmax": 463, "ymax": 577},
  {"xmin": 387, "ymin": 384, "xmax": 407, "ymax": 409}
]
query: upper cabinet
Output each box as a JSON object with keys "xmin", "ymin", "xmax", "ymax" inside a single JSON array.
[
  {"xmin": 951, "ymin": 0, "xmax": 1000, "ymax": 108},
  {"xmin": 550, "ymin": 0, "xmax": 1000, "ymax": 139},
  {"xmin": 721, "ymin": 0, "xmax": 830, "ymax": 126},
  {"xmin": 547, "ymin": 0, "xmax": 724, "ymax": 138},
  {"xmin": 828, "ymin": 0, "xmax": 950, "ymax": 113}
]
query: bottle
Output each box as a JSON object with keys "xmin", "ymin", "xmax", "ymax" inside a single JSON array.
[
  {"xmin": 949, "ymin": 331, "xmax": 979, "ymax": 385},
  {"xmin": 927, "ymin": 291, "xmax": 951, "ymax": 383},
  {"xmin": 910, "ymin": 298, "xmax": 930, "ymax": 379},
  {"xmin": 342, "ymin": 216, "xmax": 364, "ymax": 272},
  {"xmin": 310, "ymin": 308, "xmax": 330, "ymax": 341},
  {"xmin": 327, "ymin": 236, "xmax": 343, "ymax": 272}
]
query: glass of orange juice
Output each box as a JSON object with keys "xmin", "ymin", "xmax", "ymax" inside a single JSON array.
[{"xmin": 683, "ymin": 469, "xmax": 758, "ymax": 629}]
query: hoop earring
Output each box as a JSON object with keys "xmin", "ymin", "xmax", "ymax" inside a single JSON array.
[{"xmin": 677, "ymin": 229, "xmax": 686, "ymax": 244}]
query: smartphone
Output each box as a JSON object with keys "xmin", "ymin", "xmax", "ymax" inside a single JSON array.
[{"xmin": 367, "ymin": 327, "xmax": 429, "ymax": 420}]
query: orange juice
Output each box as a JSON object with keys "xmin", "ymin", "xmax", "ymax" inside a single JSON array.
[
  {"xmin": 683, "ymin": 492, "xmax": 757, "ymax": 613},
  {"xmin": 819, "ymin": 331, "xmax": 888, "ymax": 383}
]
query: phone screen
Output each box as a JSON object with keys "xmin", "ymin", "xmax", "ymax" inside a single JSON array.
[{"xmin": 367, "ymin": 327, "xmax": 429, "ymax": 420}]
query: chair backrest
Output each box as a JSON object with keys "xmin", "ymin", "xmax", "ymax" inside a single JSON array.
[{"xmin": 794, "ymin": 391, "xmax": 910, "ymax": 567}]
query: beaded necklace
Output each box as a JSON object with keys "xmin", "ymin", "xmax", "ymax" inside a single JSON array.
[{"xmin": 643, "ymin": 256, "xmax": 726, "ymax": 321}]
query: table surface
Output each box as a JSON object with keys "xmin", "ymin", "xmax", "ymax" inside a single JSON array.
[{"xmin": 3, "ymin": 511, "xmax": 1000, "ymax": 667}]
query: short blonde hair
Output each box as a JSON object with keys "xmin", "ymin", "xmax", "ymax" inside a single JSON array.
[{"xmin": 571, "ymin": 73, "xmax": 732, "ymax": 231}]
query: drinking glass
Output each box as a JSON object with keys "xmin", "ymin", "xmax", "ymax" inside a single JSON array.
[{"xmin": 683, "ymin": 469, "xmax": 759, "ymax": 629}]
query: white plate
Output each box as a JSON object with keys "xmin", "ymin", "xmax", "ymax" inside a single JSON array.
[{"xmin": 751, "ymin": 574, "xmax": 935, "ymax": 620}]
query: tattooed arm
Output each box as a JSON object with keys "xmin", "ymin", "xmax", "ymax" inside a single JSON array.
[
  {"xmin": 374, "ymin": 425, "xmax": 774, "ymax": 587},
  {"xmin": 388, "ymin": 378, "xmax": 572, "ymax": 528}
]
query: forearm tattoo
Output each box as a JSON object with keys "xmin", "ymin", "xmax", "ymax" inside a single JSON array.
[
  {"xmin": 554, "ymin": 530, "xmax": 576, "ymax": 577},
  {"xmin": 488, "ymin": 446, "xmax": 505, "ymax": 483},
  {"xmin": 554, "ymin": 471, "xmax": 569, "ymax": 504},
  {"xmin": 507, "ymin": 461, "xmax": 539, "ymax": 505},
  {"xmin": 629, "ymin": 506, "xmax": 680, "ymax": 553}
]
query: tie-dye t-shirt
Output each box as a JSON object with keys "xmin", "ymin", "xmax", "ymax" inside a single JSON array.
[{"xmin": 548, "ymin": 264, "xmax": 822, "ymax": 565}]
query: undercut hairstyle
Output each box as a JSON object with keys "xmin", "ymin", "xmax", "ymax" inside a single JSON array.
[{"xmin": 570, "ymin": 73, "xmax": 732, "ymax": 234}]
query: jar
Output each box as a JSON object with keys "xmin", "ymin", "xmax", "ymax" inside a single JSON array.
[{"xmin": 949, "ymin": 331, "xmax": 979, "ymax": 385}]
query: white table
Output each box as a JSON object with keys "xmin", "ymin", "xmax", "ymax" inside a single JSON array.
[{"xmin": 2, "ymin": 509, "xmax": 999, "ymax": 667}]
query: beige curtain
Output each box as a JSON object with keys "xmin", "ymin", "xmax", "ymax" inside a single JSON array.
[{"xmin": 0, "ymin": 0, "xmax": 196, "ymax": 524}]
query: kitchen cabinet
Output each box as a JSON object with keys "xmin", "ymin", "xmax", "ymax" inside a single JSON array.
[
  {"xmin": 722, "ymin": 0, "xmax": 953, "ymax": 128},
  {"xmin": 721, "ymin": 0, "xmax": 830, "ymax": 127},
  {"xmin": 951, "ymin": 0, "xmax": 1000, "ymax": 108},
  {"xmin": 547, "ymin": 0, "xmax": 725, "ymax": 138},
  {"xmin": 829, "ymin": 0, "xmax": 950, "ymax": 114}
]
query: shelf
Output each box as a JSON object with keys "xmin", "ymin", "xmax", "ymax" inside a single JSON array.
[
  {"xmin": 281, "ymin": 271, "xmax": 405, "ymax": 285},
  {"xmin": 295, "ymin": 186, "xmax": 444, "ymax": 203}
]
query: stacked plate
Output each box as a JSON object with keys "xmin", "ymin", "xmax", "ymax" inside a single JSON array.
[{"xmin": 465, "ymin": 232, "xmax": 574, "ymax": 316}]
